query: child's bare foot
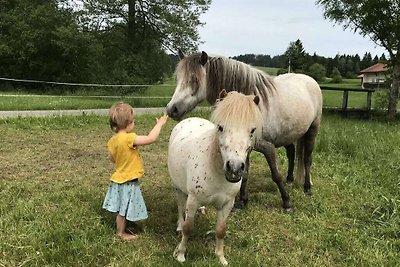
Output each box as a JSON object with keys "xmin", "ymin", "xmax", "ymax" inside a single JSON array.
[{"xmin": 117, "ymin": 232, "xmax": 137, "ymax": 241}]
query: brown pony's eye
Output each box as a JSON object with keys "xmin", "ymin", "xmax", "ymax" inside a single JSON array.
[{"xmin": 218, "ymin": 125, "xmax": 224, "ymax": 132}]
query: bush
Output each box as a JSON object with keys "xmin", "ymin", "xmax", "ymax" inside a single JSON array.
[
  {"xmin": 373, "ymin": 89, "xmax": 389, "ymax": 110},
  {"xmin": 331, "ymin": 67, "xmax": 343, "ymax": 83},
  {"xmin": 308, "ymin": 63, "xmax": 326, "ymax": 82},
  {"xmin": 277, "ymin": 68, "xmax": 288, "ymax": 75}
]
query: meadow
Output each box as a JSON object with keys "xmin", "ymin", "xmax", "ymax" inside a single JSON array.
[
  {"xmin": 1, "ymin": 111, "xmax": 399, "ymax": 266},
  {"xmin": 1, "ymin": 76, "xmax": 397, "ymax": 112}
]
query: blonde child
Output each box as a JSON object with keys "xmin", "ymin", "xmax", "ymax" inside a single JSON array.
[{"xmin": 103, "ymin": 102, "xmax": 168, "ymax": 241}]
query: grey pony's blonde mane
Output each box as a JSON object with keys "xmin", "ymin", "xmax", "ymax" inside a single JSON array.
[
  {"xmin": 177, "ymin": 53, "xmax": 277, "ymax": 105},
  {"xmin": 211, "ymin": 92, "xmax": 263, "ymax": 141}
]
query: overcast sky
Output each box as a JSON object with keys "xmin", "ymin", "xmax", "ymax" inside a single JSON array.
[{"xmin": 197, "ymin": 0, "xmax": 387, "ymax": 58}]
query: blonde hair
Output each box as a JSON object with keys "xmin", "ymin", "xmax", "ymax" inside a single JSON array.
[
  {"xmin": 211, "ymin": 91, "xmax": 263, "ymax": 141},
  {"xmin": 108, "ymin": 102, "xmax": 135, "ymax": 132}
]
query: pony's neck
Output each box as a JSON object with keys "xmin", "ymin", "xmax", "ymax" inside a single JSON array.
[{"xmin": 205, "ymin": 56, "xmax": 274, "ymax": 105}]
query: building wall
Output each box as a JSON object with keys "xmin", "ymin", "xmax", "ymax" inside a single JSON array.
[
  {"xmin": 362, "ymin": 72, "xmax": 387, "ymax": 89},
  {"xmin": 363, "ymin": 72, "xmax": 386, "ymax": 83}
]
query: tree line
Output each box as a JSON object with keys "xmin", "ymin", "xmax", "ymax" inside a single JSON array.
[{"xmin": 232, "ymin": 39, "xmax": 387, "ymax": 82}]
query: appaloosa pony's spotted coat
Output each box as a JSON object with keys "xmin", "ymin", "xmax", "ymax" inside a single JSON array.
[{"xmin": 168, "ymin": 91, "xmax": 262, "ymax": 265}]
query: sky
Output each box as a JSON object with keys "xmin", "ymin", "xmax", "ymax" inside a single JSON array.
[{"xmin": 197, "ymin": 0, "xmax": 387, "ymax": 58}]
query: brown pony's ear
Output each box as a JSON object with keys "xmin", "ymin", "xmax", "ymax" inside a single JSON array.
[
  {"xmin": 219, "ymin": 89, "xmax": 228, "ymax": 100},
  {"xmin": 200, "ymin": 51, "xmax": 208, "ymax": 65},
  {"xmin": 253, "ymin": 95, "xmax": 260, "ymax": 106},
  {"xmin": 178, "ymin": 49, "xmax": 186, "ymax": 59}
]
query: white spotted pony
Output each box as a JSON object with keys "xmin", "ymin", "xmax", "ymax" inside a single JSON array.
[{"xmin": 168, "ymin": 91, "xmax": 263, "ymax": 265}]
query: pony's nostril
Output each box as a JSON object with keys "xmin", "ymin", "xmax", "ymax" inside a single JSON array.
[
  {"xmin": 240, "ymin": 163, "xmax": 245, "ymax": 171},
  {"xmin": 226, "ymin": 161, "xmax": 231, "ymax": 172},
  {"xmin": 173, "ymin": 105, "xmax": 179, "ymax": 115}
]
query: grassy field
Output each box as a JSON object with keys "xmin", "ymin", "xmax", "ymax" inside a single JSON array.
[
  {"xmin": 0, "ymin": 76, "xmax": 397, "ymax": 111},
  {"xmin": 0, "ymin": 83, "xmax": 394, "ymax": 112},
  {"xmin": 1, "ymin": 111, "xmax": 399, "ymax": 266},
  {"xmin": 255, "ymin": 66, "xmax": 279, "ymax": 76},
  {"xmin": 320, "ymin": 78, "xmax": 363, "ymax": 89}
]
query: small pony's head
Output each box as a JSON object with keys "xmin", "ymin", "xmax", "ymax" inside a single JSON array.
[
  {"xmin": 166, "ymin": 50, "xmax": 209, "ymax": 120},
  {"xmin": 211, "ymin": 90, "xmax": 262, "ymax": 183}
]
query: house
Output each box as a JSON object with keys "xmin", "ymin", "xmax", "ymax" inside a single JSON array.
[{"xmin": 358, "ymin": 63, "xmax": 388, "ymax": 89}]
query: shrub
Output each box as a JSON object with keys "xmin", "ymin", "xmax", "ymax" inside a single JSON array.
[
  {"xmin": 373, "ymin": 89, "xmax": 389, "ymax": 110},
  {"xmin": 331, "ymin": 67, "xmax": 343, "ymax": 83},
  {"xmin": 308, "ymin": 63, "xmax": 326, "ymax": 82}
]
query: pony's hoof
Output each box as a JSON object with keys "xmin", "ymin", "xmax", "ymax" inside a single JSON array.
[
  {"xmin": 282, "ymin": 200, "xmax": 292, "ymax": 211},
  {"xmin": 286, "ymin": 180, "xmax": 294, "ymax": 187},
  {"xmin": 286, "ymin": 176, "xmax": 294, "ymax": 185},
  {"xmin": 283, "ymin": 207, "xmax": 293, "ymax": 213},
  {"xmin": 304, "ymin": 188, "xmax": 312, "ymax": 196},
  {"xmin": 219, "ymin": 257, "xmax": 228, "ymax": 266},
  {"xmin": 173, "ymin": 246, "xmax": 186, "ymax": 263},
  {"xmin": 232, "ymin": 200, "xmax": 246, "ymax": 212}
]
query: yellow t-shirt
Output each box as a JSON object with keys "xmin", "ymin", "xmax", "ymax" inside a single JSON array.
[{"xmin": 107, "ymin": 132, "xmax": 144, "ymax": 184}]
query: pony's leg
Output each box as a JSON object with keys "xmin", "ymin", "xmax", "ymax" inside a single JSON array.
[
  {"xmin": 215, "ymin": 199, "xmax": 235, "ymax": 266},
  {"xmin": 284, "ymin": 144, "xmax": 295, "ymax": 184},
  {"xmin": 303, "ymin": 123, "xmax": 319, "ymax": 195},
  {"xmin": 234, "ymin": 154, "xmax": 250, "ymax": 210},
  {"xmin": 175, "ymin": 188, "xmax": 187, "ymax": 232},
  {"xmin": 173, "ymin": 194, "xmax": 198, "ymax": 263},
  {"xmin": 256, "ymin": 141, "xmax": 291, "ymax": 210}
]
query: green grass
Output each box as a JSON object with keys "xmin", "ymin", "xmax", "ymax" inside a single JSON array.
[
  {"xmin": 255, "ymin": 66, "xmax": 279, "ymax": 76},
  {"xmin": 0, "ymin": 78, "xmax": 398, "ymax": 111},
  {"xmin": 320, "ymin": 78, "xmax": 363, "ymax": 89},
  {"xmin": 1, "ymin": 111, "xmax": 399, "ymax": 266}
]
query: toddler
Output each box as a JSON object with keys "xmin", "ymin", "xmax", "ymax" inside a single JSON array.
[{"xmin": 103, "ymin": 102, "xmax": 168, "ymax": 241}]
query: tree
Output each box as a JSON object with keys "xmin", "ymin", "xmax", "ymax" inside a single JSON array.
[
  {"xmin": 331, "ymin": 67, "xmax": 342, "ymax": 83},
  {"xmin": 361, "ymin": 52, "xmax": 373, "ymax": 70},
  {"xmin": 77, "ymin": 0, "xmax": 210, "ymax": 54},
  {"xmin": 316, "ymin": 0, "xmax": 400, "ymax": 119},
  {"xmin": 308, "ymin": 63, "xmax": 326, "ymax": 82},
  {"xmin": 284, "ymin": 39, "xmax": 307, "ymax": 72},
  {"xmin": 0, "ymin": 0, "xmax": 94, "ymax": 82},
  {"xmin": 74, "ymin": 0, "xmax": 211, "ymax": 84}
]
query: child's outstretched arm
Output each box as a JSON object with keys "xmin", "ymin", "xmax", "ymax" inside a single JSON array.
[{"xmin": 134, "ymin": 113, "xmax": 168, "ymax": 146}]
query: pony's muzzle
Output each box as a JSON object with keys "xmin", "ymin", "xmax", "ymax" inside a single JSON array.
[
  {"xmin": 166, "ymin": 104, "xmax": 182, "ymax": 121},
  {"xmin": 225, "ymin": 160, "xmax": 245, "ymax": 183}
]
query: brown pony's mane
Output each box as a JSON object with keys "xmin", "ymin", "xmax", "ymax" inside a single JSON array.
[
  {"xmin": 177, "ymin": 53, "xmax": 277, "ymax": 106},
  {"xmin": 211, "ymin": 92, "xmax": 263, "ymax": 141}
]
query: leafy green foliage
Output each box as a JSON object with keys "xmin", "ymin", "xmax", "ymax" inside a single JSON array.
[
  {"xmin": 308, "ymin": 63, "xmax": 326, "ymax": 82},
  {"xmin": 0, "ymin": 0, "xmax": 94, "ymax": 82},
  {"xmin": 331, "ymin": 67, "xmax": 342, "ymax": 83},
  {"xmin": 0, "ymin": 0, "xmax": 211, "ymax": 87},
  {"xmin": 284, "ymin": 39, "xmax": 307, "ymax": 72}
]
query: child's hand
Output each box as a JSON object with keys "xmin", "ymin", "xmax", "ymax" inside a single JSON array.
[{"xmin": 156, "ymin": 112, "xmax": 168, "ymax": 126}]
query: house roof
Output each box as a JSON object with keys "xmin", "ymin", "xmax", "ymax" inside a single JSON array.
[{"xmin": 359, "ymin": 63, "xmax": 388, "ymax": 74}]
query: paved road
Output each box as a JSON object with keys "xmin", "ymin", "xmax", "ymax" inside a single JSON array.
[
  {"xmin": 0, "ymin": 107, "xmax": 210, "ymax": 118},
  {"xmin": 0, "ymin": 107, "xmax": 166, "ymax": 118}
]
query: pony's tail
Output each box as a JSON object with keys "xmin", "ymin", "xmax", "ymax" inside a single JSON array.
[{"xmin": 295, "ymin": 137, "xmax": 305, "ymax": 185}]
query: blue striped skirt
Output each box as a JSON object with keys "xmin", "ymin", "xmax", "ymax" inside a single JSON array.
[{"xmin": 102, "ymin": 180, "xmax": 148, "ymax": 222}]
